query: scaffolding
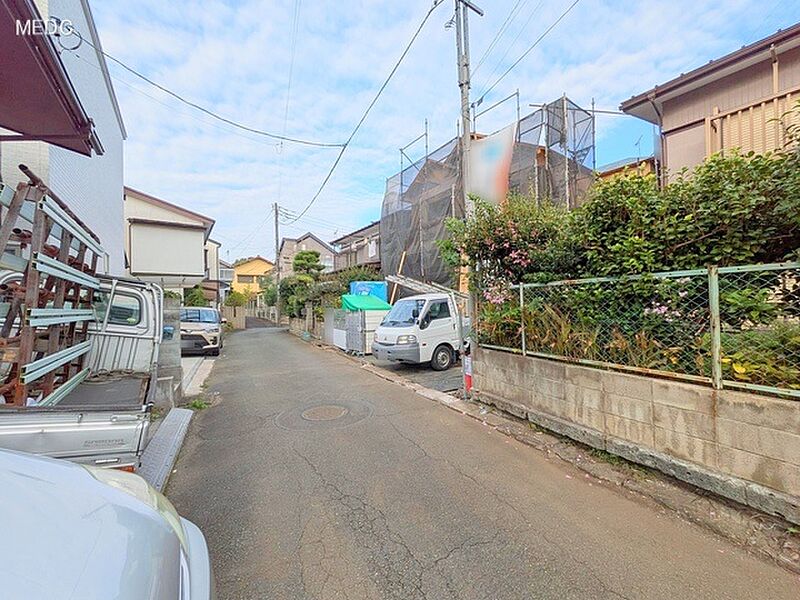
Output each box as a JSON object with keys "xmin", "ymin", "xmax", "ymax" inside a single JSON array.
[{"xmin": 380, "ymin": 95, "xmax": 595, "ymax": 286}]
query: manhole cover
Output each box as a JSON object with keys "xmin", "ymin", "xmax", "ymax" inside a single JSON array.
[
  {"xmin": 302, "ymin": 405, "xmax": 349, "ymax": 421},
  {"xmin": 275, "ymin": 399, "xmax": 372, "ymax": 431}
]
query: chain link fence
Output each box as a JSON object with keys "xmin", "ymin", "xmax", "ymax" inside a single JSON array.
[{"xmin": 478, "ymin": 262, "xmax": 800, "ymax": 398}]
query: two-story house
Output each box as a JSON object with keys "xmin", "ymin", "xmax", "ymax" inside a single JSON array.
[
  {"xmin": 278, "ymin": 232, "xmax": 336, "ymax": 277},
  {"xmin": 331, "ymin": 220, "xmax": 380, "ymax": 272},
  {"xmin": 123, "ymin": 187, "xmax": 215, "ymax": 293},
  {"xmin": 232, "ymin": 256, "xmax": 274, "ymax": 297},
  {"xmin": 621, "ymin": 22, "xmax": 800, "ymax": 180},
  {"xmin": 218, "ymin": 259, "xmax": 234, "ymax": 304},
  {"xmin": 202, "ymin": 239, "xmax": 222, "ymax": 307}
]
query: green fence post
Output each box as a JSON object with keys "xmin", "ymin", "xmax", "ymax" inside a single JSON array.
[
  {"xmin": 519, "ymin": 284, "xmax": 526, "ymax": 356},
  {"xmin": 708, "ymin": 266, "xmax": 723, "ymax": 389}
]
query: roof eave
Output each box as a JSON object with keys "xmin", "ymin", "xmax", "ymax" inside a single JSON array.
[{"xmin": 621, "ymin": 22, "xmax": 800, "ymax": 121}]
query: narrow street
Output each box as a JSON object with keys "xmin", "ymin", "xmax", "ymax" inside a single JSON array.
[{"xmin": 167, "ymin": 329, "xmax": 797, "ymax": 600}]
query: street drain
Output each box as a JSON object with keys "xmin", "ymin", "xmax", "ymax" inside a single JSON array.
[
  {"xmin": 302, "ymin": 405, "xmax": 349, "ymax": 421},
  {"xmin": 275, "ymin": 399, "xmax": 371, "ymax": 431}
]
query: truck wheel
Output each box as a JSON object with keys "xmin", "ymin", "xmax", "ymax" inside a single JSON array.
[{"xmin": 431, "ymin": 344, "xmax": 454, "ymax": 371}]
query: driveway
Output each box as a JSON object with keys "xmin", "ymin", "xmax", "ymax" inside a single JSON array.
[
  {"xmin": 166, "ymin": 328, "xmax": 797, "ymax": 599},
  {"xmin": 363, "ymin": 353, "xmax": 463, "ymax": 392}
]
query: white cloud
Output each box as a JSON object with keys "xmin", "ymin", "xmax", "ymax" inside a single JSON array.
[{"xmin": 88, "ymin": 0, "xmax": 792, "ymax": 259}]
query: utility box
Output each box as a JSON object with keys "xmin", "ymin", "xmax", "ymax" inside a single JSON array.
[{"xmin": 340, "ymin": 294, "xmax": 391, "ymax": 355}]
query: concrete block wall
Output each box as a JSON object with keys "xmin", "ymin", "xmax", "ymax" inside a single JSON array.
[
  {"xmin": 474, "ymin": 347, "xmax": 800, "ymax": 524},
  {"xmin": 156, "ymin": 297, "xmax": 182, "ymax": 409}
]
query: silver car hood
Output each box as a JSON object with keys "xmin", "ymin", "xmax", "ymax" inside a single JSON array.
[{"xmin": 0, "ymin": 449, "xmax": 180, "ymax": 599}]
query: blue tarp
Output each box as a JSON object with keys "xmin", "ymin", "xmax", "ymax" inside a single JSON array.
[{"xmin": 349, "ymin": 281, "xmax": 388, "ymax": 302}]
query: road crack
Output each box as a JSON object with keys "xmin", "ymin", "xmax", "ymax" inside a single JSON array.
[{"xmin": 293, "ymin": 446, "xmax": 429, "ymax": 599}]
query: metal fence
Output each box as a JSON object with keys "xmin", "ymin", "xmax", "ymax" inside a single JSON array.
[{"xmin": 478, "ymin": 262, "xmax": 800, "ymax": 399}]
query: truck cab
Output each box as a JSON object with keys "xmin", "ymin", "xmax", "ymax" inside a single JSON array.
[{"xmin": 371, "ymin": 293, "xmax": 464, "ymax": 371}]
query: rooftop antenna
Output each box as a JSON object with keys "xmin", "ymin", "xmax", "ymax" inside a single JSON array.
[{"xmin": 635, "ymin": 134, "xmax": 643, "ymax": 164}]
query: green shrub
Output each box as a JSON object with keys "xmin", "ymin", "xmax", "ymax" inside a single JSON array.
[
  {"xmin": 459, "ymin": 139, "xmax": 800, "ymax": 390},
  {"xmin": 224, "ymin": 290, "xmax": 249, "ymax": 307},
  {"xmin": 183, "ymin": 285, "xmax": 208, "ymax": 307}
]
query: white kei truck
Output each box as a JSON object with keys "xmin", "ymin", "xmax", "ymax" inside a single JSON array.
[
  {"xmin": 371, "ymin": 292, "xmax": 468, "ymax": 371},
  {"xmin": 0, "ymin": 167, "xmax": 162, "ymax": 471}
]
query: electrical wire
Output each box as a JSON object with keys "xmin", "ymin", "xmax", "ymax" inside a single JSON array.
[
  {"xmin": 283, "ymin": 0, "xmax": 445, "ymax": 224},
  {"xmin": 477, "ymin": 0, "xmax": 582, "ymax": 105},
  {"xmin": 278, "ymin": 208, "xmax": 352, "ymax": 232},
  {"xmin": 472, "ymin": 0, "xmax": 529, "ymax": 76},
  {"xmin": 475, "ymin": 0, "xmax": 544, "ymax": 98},
  {"xmin": 277, "ymin": 0, "xmax": 303, "ymax": 205},
  {"xmin": 225, "ymin": 216, "xmax": 273, "ymax": 254},
  {"xmin": 65, "ymin": 47, "xmax": 284, "ymax": 149},
  {"xmin": 56, "ymin": 20, "xmax": 344, "ymax": 148}
]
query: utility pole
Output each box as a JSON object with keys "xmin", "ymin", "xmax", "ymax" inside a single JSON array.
[
  {"xmin": 453, "ymin": 0, "xmax": 482, "ymax": 401},
  {"xmin": 273, "ymin": 202, "xmax": 281, "ymax": 323},
  {"xmin": 454, "ymin": 0, "xmax": 483, "ymax": 215}
]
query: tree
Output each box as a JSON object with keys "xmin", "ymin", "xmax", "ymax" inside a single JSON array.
[
  {"xmin": 225, "ymin": 290, "xmax": 248, "ymax": 307},
  {"xmin": 293, "ymin": 250, "xmax": 324, "ymax": 280},
  {"xmin": 260, "ymin": 274, "xmax": 278, "ymax": 306},
  {"xmin": 184, "ymin": 285, "xmax": 208, "ymax": 307}
]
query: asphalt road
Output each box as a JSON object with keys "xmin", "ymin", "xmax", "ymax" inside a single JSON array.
[{"xmin": 167, "ymin": 328, "xmax": 798, "ymax": 599}]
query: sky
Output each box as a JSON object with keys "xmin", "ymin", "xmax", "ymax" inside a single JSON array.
[{"xmin": 86, "ymin": 0, "xmax": 794, "ymax": 262}]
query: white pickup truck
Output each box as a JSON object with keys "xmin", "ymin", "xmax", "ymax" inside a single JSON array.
[
  {"xmin": 371, "ymin": 292, "xmax": 468, "ymax": 371},
  {"xmin": 0, "ymin": 171, "xmax": 162, "ymax": 471}
]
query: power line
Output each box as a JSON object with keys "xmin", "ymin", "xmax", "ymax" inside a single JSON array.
[
  {"xmin": 472, "ymin": 0, "xmax": 529, "ymax": 75},
  {"xmin": 277, "ymin": 0, "xmax": 303, "ymax": 205},
  {"xmin": 278, "ymin": 209, "xmax": 352, "ymax": 232},
  {"xmin": 475, "ymin": 0, "xmax": 544, "ymax": 97},
  {"xmin": 284, "ymin": 0, "xmax": 445, "ymax": 224},
  {"xmin": 225, "ymin": 216, "xmax": 272, "ymax": 254},
  {"xmin": 477, "ymin": 0, "xmax": 582, "ymax": 105},
  {"xmin": 66, "ymin": 47, "xmax": 284, "ymax": 149},
  {"xmin": 56, "ymin": 21, "xmax": 344, "ymax": 149}
]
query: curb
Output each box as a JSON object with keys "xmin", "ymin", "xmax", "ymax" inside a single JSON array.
[
  {"xmin": 139, "ymin": 407, "xmax": 193, "ymax": 492},
  {"xmin": 181, "ymin": 357, "xmax": 205, "ymax": 391}
]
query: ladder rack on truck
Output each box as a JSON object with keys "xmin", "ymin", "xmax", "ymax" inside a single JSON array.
[
  {"xmin": 0, "ymin": 166, "xmax": 162, "ymax": 471},
  {"xmin": 0, "ymin": 165, "xmax": 104, "ymax": 407}
]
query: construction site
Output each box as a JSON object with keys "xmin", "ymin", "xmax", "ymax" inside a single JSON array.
[{"xmin": 380, "ymin": 94, "xmax": 595, "ymax": 287}]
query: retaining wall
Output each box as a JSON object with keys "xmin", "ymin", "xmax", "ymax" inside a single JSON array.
[
  {"xmin": 474, "ymin": 346, "xmax": 800, "ymax": 524},
  {"xmin": 221, "ymin": 306, "xmax": 246, "ymax": 329}
]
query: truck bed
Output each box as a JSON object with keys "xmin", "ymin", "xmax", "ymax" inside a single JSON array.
[
  {"xmin": 0, "ymin": 373, "xmax": 151, "ymax": 469},
  {"xmin": 58, "ymin": 374, "xmax": 149, "ymax": 410}
]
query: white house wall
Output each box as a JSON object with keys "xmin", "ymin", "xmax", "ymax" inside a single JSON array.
[
  {"xmin": 0, "ymin": 0, "xmax": 126, "ymax": 275},
  {"xmin": 129, "ymin": 223, "xmax": 206, "ymax": 280},
  {"xmin": 124, "ymin": 193, "xmax": 206, "ymax": 226}
]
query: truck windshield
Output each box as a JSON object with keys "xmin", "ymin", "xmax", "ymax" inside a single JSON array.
[
  {"xmin": 381, "ymin": 299, "xmax": 426, "ymax": 327},
  {"xmin": 181, "ymin": 308, "xmax": 219, "ymax": 323}
]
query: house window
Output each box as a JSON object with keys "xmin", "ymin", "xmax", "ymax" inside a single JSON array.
[
  {"xmin": 368, "ymin": 240, "xmax": 377, "ymax": 258},
  {"xmin": 238, "ymin": 275, "xmax": 255, "ymax": 284}
]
